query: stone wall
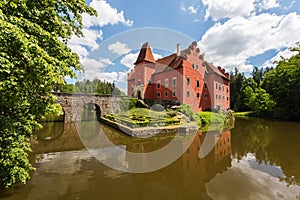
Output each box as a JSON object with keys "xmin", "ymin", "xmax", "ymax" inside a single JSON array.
[
  {"xmin": 53, "ymin": 93, "xmax": 122, "ymax": 122},
  {"xmin": 100, "ymin": 117, "xmax": 199, "ymax": 137}
]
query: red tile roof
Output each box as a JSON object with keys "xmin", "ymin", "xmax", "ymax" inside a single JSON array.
[
  {"xmin": 154, "ymin": 54, "xmax": 183, "ymax": 74},
  {"xmin": 204, "ymin": 61, "xmax": 229, "ymax": 80},
  {"xmin": 134, "ymin": 42, "xmax": 156, "ymax": 65}
]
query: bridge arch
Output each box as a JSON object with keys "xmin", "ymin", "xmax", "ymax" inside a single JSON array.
[
  {"xmin": 53, "ymin": 92, "xmax": 122, "ymax": 122},
  {"xmin": 82, "ymin": 101, "xmax": 102, "ymax": 121}
]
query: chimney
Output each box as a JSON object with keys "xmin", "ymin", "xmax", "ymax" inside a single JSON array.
[{"xmin": 176, "ymin": 43, "xmax": 180, "ymax": 56}]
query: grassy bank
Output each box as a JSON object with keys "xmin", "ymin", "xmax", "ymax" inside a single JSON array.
[{"xmin": 234, "ymin": 111, "xmax": 253, "ymax": 117}]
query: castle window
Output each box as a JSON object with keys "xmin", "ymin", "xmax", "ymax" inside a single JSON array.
[
  {"xmin": 172, "ymin": 77, "xmax": 177, "ymax": 86},
  {"xmin": 138, "ymin": 80, "xmax": 141, "ymax": 85},
  {"xmin": 222, "ymin": 86, "xmax": 224, "ymax": 91},
  {"xmin": 157, "ymin": 81, "xmax": 161, "ymax": 89},
  {"xmin": 216, "ymin": 94, "xmax": 218, "ymax": 99},
  {"xmin": 196, "ymin": 80, "xmax": 200, "ymax": 88},
  {"xmin": 186, "ymin": 77, "xmax": 190, "ymax": 86},
  {"xmin": 219, "ymin": 95, "xmax": 221, "ymax": 99},
  {"xmin": 165, "ymin": 91, "xmax": 168, "ymax": 97},
  {"xmin": 165, "ymin": 79, "xmax": 169, "ymax": 88},
  {"xmin": 196, "ymin": 64, "xmax": 199, "ymax": 70},
  {"xmin": 204, "ymin": 82, "xmax": 207, "ymax": 89},
  {"xmin": 219, "ymin": 85, "xmax": 221, "ymax": 90},
  {"xmin": 172, "ymin": 90, "xmax": 176, "ymax": 97},
  {"xmin": 223, "ymin": 96, "xmax": 225, "ymax": 100},
  {"xmin": 192, "ymin": 64, "xmax": 195, "ymax": 69},
  {"xmin": 187, "ymin": 91, "xmax": 190, "ymax": 97},
  {"xmin": 157, "ymin": 92, "xmax": 161, "ymax": 98},
  {"xmin": 197, "ymin": 93, "xmax": 200, "ymax": 98},
  {"xmin": 204, "ymin": 94, "xmax": 208, "ymax": 99},
  {"xmin": 216, "ymin": 83, "xmax": 218, "ymax": 89}
]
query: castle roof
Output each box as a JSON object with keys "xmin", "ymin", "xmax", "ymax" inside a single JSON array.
[
  {"xmin": 134, "ymin": 42, "xmax": 156, "ymax": 65},
  {"xmin": 204, "ymin": 61, "xmax": 229, "ymax": 80},
  {"xmin": 154, "ymin": 54, "xmax": 183, "ymax": 74}
]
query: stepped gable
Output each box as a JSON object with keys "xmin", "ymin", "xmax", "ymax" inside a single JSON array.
[{"xmin": 134, "ymin": 42, "xmax": 156, "ymax": 65}]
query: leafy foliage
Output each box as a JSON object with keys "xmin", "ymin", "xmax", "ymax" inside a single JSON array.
[
  {"xmin": 177, "ymin": 104, "xmax": 194, "ymax": 121},
  {"xmin": 230, "ymin": 68, "xmax": 245, "ymax": 110},
  {"xmin": 193, "ymin": 111, "xmax": 226, "ymax": 126},
  {"xmin": 0, "ymin": 0, "xmax": 95, "ymax": 187},
  {"xmin": 262, "ymin": 45, "xmax": 300, "ymax": 121}
]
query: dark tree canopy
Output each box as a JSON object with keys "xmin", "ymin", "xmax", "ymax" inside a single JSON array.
[
  {"xmin": 0, "ymin": 0, "xmax": 96, "ymax": 187},
  {"xmin": 262, "ymin": 45, "xmax": 300, "ymax": 121},
  {"xmin": 230, "ymin": 44, "xmax": 300, "ymax": 121}
]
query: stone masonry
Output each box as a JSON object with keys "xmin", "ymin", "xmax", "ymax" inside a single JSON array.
[{"xmin": 53, "ymin": 92, "xmax": 123, "ymax": 122}]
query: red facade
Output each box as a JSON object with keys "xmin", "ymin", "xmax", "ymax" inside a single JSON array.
[{"xmin": 127, "ymin": 42, "xmax": 230, "ymax": 112}]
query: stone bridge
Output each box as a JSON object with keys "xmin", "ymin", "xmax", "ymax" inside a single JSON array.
[{"xmin": 53, "ymin": 92, "xmax": 124, "ymax": 122}]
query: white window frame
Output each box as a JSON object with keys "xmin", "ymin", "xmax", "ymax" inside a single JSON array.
[
  {"xmin": 165, "ymin": 79, "xmax": 169, "ymax": 88},
  {"xmin": 172, "ymin": 77, "xmax": 177, "ymax": 86}
]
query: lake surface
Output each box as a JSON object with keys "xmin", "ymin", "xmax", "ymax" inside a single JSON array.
[{"xmin": 1, "ymin": 117, "xmax": 300, "ymax": 200}]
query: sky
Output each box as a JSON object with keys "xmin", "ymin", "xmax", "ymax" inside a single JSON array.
[{"xmin": 67, "ymin": 0, "xmax": 300, "ymax": 92}]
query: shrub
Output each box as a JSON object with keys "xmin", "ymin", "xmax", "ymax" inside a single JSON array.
[
  {"xmin": 194, "ymin": 111, "xmax": 226, "ymax": 126},
  {"xmin": 119, "ymin": 98, "xmax": 138, "ymax": 111},
  {"xmin": 177, "ymin": 104, "xmax": 194, "ymax": 120}
]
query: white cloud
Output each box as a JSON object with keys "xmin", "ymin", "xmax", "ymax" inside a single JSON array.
[
  {"xmin": 115, "ymin": 72, "xmax": 128, "ymax": 92},
  {"xmin": 82, "ymin": 0, "xmax": 133, "ymax": 28},
  {"xmin": 262, "ymin": 48, "xmax": 298, "ymax": 68},
  {"xmin": 206, "ymin": 153, "xmax": 300, "ymax": 200},
  {"xmin": 202, "ymin": 0, "xmax": 256, "ymax": 21},
  {"xmin": 256, "ymin": 0, "xmax": 280, "ymax": 11},
  {"xmin": 80, "ymin": 57, "xmax": 113, "ymax": 80},
  {"xmin": 108, "ymin": 42, "xmax": 131, "ymax": 55},
  {"xmin": 98, "ymin": 72, "xmax": 119, "ymax": 82},
  {"xmin": 120, "ymin": 53, "xmax": 139, "ymax": 69},
  {"xmin": 67, "ymin": 0, "xmax": 133, "ymax": 59},
  {"xmin": 120, "ymin": 52, "xmax": 162, "ymax": 70},
  {"xmin": 180, "ymin": 5, "xmax": 186, "ymax": 12},
  {"xmin": 188, "ymin": 6, "xmax": 199, "ymax": 15},
  {"xmin": 68, "ymin": 28, "xmax": 103, "ymax": 52},
  {"xmin": 68, "ymin": 44, "xmax": 89, "ymax": 59},
  {"xmin": 199, "ymin": 12, "xmax": 300, "ymax": 72}
]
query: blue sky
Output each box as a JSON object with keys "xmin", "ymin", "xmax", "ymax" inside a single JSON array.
[{"xmin": 67, "ymin": 0, "xmax": 300, "ymax": 91}]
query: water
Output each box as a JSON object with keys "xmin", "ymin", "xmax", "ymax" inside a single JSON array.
[{"xmin": 1, "ymin": 117, "xmax": 300, "ymax": 200}]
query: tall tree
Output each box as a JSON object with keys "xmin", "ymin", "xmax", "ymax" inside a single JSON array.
[
  {"xmin": 0, "ymin": 0, "xmax": 96, "ymax": 187},
  {"xmin": 262, "ymin": 45, "xmax": 300, "ymax": 121},
  {"xmin": 230, "ymin": 68, "xmax": 245, "ymax": 110},
  {"xmin": 251, "ymin": 66, "xmax": 264, "ymax": 85}
]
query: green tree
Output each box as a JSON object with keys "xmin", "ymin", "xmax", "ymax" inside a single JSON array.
[
  {"xmin": 262, "ymin": 45, "xmax": 300, "ymax": 121},
  {"xmin": 0, "ymin": 0, "xmax": 96, "ymax": 187},
  {"xmin": 230, "ymin": 68, "xmax": 245, "ymax": 110},
  {"xmin": 235, "ymin": 78, "xmax": 257, "ymax": 112},
  {"xmin": 251, "ymin": 66, "xmax": 264, "ymax": 85},
  {"xmin": 243, "ymin": 86, "xmax": 276, "ymax": 117}
]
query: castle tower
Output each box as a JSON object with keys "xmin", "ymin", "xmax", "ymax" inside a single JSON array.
[{"xmin": 127, "ymin": 42, "xmax": 156, "ymax": 99}]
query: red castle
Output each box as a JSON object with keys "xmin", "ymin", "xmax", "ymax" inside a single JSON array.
[{"xmin": 127, "ymin": 41, "xmax": 230, "ymax": 112}]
